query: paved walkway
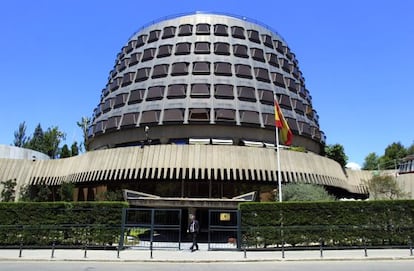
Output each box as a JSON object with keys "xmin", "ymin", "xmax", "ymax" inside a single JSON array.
[{"xmin": 1, "ymin": 244, "xmax": 413, "ymax": 262}]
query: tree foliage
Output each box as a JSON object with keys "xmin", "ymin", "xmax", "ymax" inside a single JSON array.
[
  {"xmin": 59, "ymin": 182, "xmax": 74, "ymax": 201},
  {"xmin": 60, "ymin": 144, "xmax": 71, "ymax": 158},
  {"xmin": 281, "ymin": 183, "xmax": 335, "ymax": 202},
  {"xmin": 77, "ymin": 116, "xmax": 91, "ymax": 151},
  {"xmin": 362, "ymin": 152, "xmax": 380, "ymax": 170},
  {"xmin": 365, "ymin": 174, "xmax": 408, "ymax": 200},
  {"xmin": 325, "ymin": 144, "xmax": 348, "ymax": 168},
  {"xmin": 363, "ymin": 141, "xmax": 413, "ymax": 170},
  {"xmin": 0, "ymin": 179, "xmax": 17, "ymax": 202},
  {"xmin": 13, "ymin": 122, "xmax": 28, "ymax": 147}
]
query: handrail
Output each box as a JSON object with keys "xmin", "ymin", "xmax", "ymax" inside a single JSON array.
[{"xmin": 127, "ymin": 11, "xmax": 286, "ymax": 43}]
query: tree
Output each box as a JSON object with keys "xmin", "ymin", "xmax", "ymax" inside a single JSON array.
[
  {"xmin": 71, "ymin": 141, "xmax": 79, "ymax": 156},
  {"xmin": 407, "ymin": 142, "xmax": 414, "ymax": 156},
  {"xmin": 13, "ymin": 122, "xmax": 28, "ymax": 147},
  {"xmin": 77, "ymin": 116, "xmax": 91, "ymax": 151},
  {"xmin": 325, "ymin": 144, "xmax": 348, "ymax": 168},
  {"xmin": 377, "ymin": 142, "xmax": 407, "ymax": 170},
  {"xmin": 34, "ymin": 184, "xmax": 51, "ymax": 202},
  {"xmin": 365, "ymin": 175, "xmax": 408, "ymax": 200},
  {"xmin": 18, "ymin": 184, "xmax": 33, "ymax": 201},
  {"xmin": 0, "ymin": 179, "xmax": 17, "ymax": 202},
  {"xmin": 363, "ymin": 152, "xmax": 379, "ymax": 170},
  {"xmin": 281, "ymin": 183, "xmax": 335, "ymax": 201},
  {"xmin": 60, "ymin": 144, "xmax": 71, "ymax": 158},
  {"xmin": 26, "ymin": 123, "xmax": 44, "ymax": 151},
  {"xmin": 59, "ymin": 182, "xmax": 74, "ymax": 201},
  {"xmin": 42, "ymin": 126, "xmax": 66, "ymax": 158}
]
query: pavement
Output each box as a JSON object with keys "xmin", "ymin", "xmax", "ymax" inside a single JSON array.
[{"xmin": 1, "ymin": 243, "xmax": 413, "ymax": 262}]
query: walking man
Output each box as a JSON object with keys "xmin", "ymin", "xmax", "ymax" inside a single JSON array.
[{"xmin": 188, "ymin": 214, "xmax": 199, "ymax": 252}]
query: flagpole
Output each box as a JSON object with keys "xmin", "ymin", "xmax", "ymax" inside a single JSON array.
[{"xmin": 276, "ymin": 124, "xmax": 283, "ymax": 202}]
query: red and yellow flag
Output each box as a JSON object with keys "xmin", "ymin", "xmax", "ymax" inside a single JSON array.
[{"xmin": 274, "ymin": 95, "xmax": 293, "ymax": 145}]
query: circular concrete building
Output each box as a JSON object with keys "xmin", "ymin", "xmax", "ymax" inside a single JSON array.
[
  {"xmin": 88, "ymin": 13, "xmax": 324, "ymax": 153},
  {"xmin": 0, "ymin": 13, "xmax": 371, "ymax": 207}
]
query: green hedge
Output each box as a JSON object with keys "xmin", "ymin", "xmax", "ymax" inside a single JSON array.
[
  {"xmin": 0, "ymin": 202, "xmax": 128, "ymax": 246},
  {"xmin": 239, "ymin": 200, "xmax": 414, "ymax": 247}
]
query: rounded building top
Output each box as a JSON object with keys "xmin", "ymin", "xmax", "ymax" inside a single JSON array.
[{"xmin": 88, "ymin": 13, "xmax": 325, "ymax": 153}]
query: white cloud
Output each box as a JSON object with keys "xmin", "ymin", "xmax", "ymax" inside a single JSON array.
[{"xmin": 346, "ymin": 162, "xmax": 362, "ymax": 170}]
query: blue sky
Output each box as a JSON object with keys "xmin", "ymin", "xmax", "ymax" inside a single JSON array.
[{"xmin": 0, "ymin": 0, "xmax": 413, "ymax": 167}]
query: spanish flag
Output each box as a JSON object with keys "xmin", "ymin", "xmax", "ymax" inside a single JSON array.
[{"xmin": 274, "ymin": 95, "xmax": 293, "ymax": 146}]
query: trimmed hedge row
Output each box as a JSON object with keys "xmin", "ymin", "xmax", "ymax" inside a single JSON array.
[
  {"xmin": 0, "ymin": 202, "xmax": 128, "ymax": 246},
  {"xmin": 239, "ymin": 200, "xmax": 414, "ymax": 247}
]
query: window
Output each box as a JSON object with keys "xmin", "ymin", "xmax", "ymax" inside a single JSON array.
[
  {"xmin": 106, "ymin": 116, "xmax": 121, "ymax": 130},
  {"xmin": 299, "ymin": 121, "xmax": 311, "ymax": 136},
  {"xmin": 129, "ymin": 52, "xmax": 141, "ymax": 66},
  {"xmin": 262, "ymin": 113, "xmax": 276, "ymax": 127},
  {"xmin": 135, "ymin": 68, "xmax": 151, "ymax": 82},
  {"xmin": 189, "ymin": 108, "xmax": 210, "ymax": 122},
  {"xmin": 152, "ymin": 64, "xmax": 169, "ymax": 78},
  {"xmin": 214, "ymin": 42, "xmax": 230, "ymax": 55},
  {"xmin": 286, "ymin": 77, "xmax": 297, "ymax": 93},
  {"xmin": 274, "ymin": 40, "xmax": 284, "ymax": 53},
  {"xmin": 279, "ymin": 58, "xmax": 291, "ymax": 72},
  {"xmin": 126, "ymin": 40, "xmax": 137, "ymax": 53},
  {"xmin": 271, "ymin": 72, "xmax": 285, "ymax": 87},
  {"xmin": 167, "ymin": 84, "xmax": 187, "ymax": 98},
  {"xmin": 146, "ymin": 86, "xmax": 165, "ymax": 100},
  {"xmin": 292, "ymin": 99, "xmax": 305, "ymax": 115},
  {"xmin": 240, "ymin": 111, "xmax": 260, "ymax": 125},
  {"xmin": 193, "ymin": 62, "xmax": 210, "ymax": 75},
  {"xmin": 94, "ymin": 105, "xmax": 102, "ymax": 117},
  {"xmin": 231, "ymin": 26, "xmax": 245, "ymax": 39},
  {"xmin": 114, "ymin": 93, "xmax": 128, "ymax": 108},
  {"xmin": 102, "ymin": 98, "xmax": 114, "ymax": 113},
  {"xmin": 93, "ymin": 121, "xmax": 106, "ymax": 134},
  {"xmin": 194, "ymin": 42, "xmax": 210, "ymax": 54},
  {"xmin": 136, "ymin": 35, "xmax": 147, "ymax": 48},
  {"xmin": 163, "ymin": 108, "xmax": 184, "ymax": 123},
  {"xmin": 148, "ymin": 30, "xmax": 161, "ymax": 43},
  {"xmin": 233, "ymin": 44, "xmax": 248, "ymax": 58},
  {"xmin": 171, "ymin": 62, "xmax": 189, "ymax": 76},
  {"xmin": 288, "ymin": 118, "xmax": 299, "ymax": 133},
  {"xmin": 254, "ymin": 67, "xmax": 270, "ymax": 82},
  {"xmin": 278, "ymin": 94, "xmax": 292, "ymax": 109},
  {"xmin": 121, "ymin": 72, "xmax": 135, "ymax": 86},
  {"xmin": 110, "ymin": 77, "xmax": 122, "ymax": 91},
  {"xmin": 247, "ymin": 30, "xmax": 261, "ymax": 43},
  {"xmin": 214, "ymin": 24, "xmax": 228, "ymax": 36},
  {"xmin": 142, "ymin": 48, "xmax": 156, "ymax": 61},
  {"xmin": 121, "ymin": 113, "xmax": 139, "ymax": 127},
  {"xmin": 237, "ymin": 86, "xmax": 256, "ymax": 102},
  {"xmin": 119, "ymin": 58, "xmax": 131, "ymax": 71},
  {"xmin": 102, "ymin": 86, "xmax": 110, "ymax": 97},
  {"xmin": 157, "ymin": 44, "xmax": 173, "ymax": 58},
  {"xmin": 214, "ymin": 84, "xmax": 234, "ymax": 99},
  {"xmin": 196, "ymin": 23, "xmax": 210, "ymax": 35},
  {"xmin": 215, "ymin": 109, "xmax": 236, "ymax": 123},
  {"xmin": 162, "ymin": 26, "xmax": 176, "ymax": 39},
  {"xmin": 178, "ymin": 24, "xmax": 192, "ymax": 36},
  {"xmin": 214, "ymin": 62, "xmax": 232, "ymax": 76},
  {"xmin": 191, "ymin": 84, "xmax": 210, "ymax": 98},
  {"xmin": 128, "ymin": 89, "xmax": 145, "ymax": 104},
  {"xmin": 258, "ymin": 89, "xmax": 274, "ymax": 105},
  {"xmin": 175, "ymin": 42, "xmax": 191, "ymax": 55},
  {"xmin": 250, "ymin": 48, "xmax": 265, "ymax": 62},
  {"xmin": 235, "ymin": 64, "xmax": 252, "ymax": 78},
  {"xmin": 261, "ymin": 34, "xmax": 273, "ymax": 48},
  {"xmin": 266, "ymin": 53, "xmax": 279, "ymax": 68},
  {"xmin": 140, "ymin": 110, "xmax": 161, "ymax": 124}
]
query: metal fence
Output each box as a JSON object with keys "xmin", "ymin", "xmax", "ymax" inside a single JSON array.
[
  {"xmin": 119, "ymin": 208, "xmax": 182, "ymax": 251},
  {"xmin": 208, "ymin": 210, "xmax": 240, "ymax": 250}
]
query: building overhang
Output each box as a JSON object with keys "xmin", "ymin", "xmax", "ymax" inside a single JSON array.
[{"xmin": 123, "ymin": 189, "xmax": 257, "ymax": 209}]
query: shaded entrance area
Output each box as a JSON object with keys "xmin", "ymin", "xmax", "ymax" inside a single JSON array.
[{"xmin": 120, "ymin": 190, "xmax": 254, "ymax": 249}]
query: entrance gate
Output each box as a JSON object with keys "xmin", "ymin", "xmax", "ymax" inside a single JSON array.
[
  {"xmin": 119, "ymin": 208, "xmax": 182, "ymax": 250},
  {"xmin": 208, "ymin": 209, "xmax": 240, "ymax": 250},
  {"xmin": 119, "ymin": 208, "xmax": 240, "ymax": 251}
]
